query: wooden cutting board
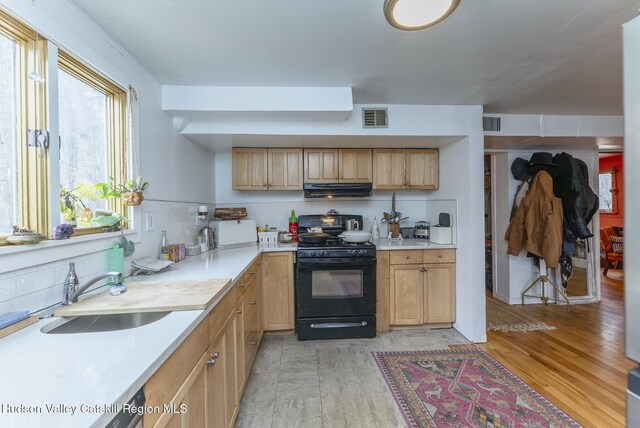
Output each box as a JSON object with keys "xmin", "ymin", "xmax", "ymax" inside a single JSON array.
[
  {"xmin": 214, "ymin": 207, "xmax": 247, "ymax": 220},
  {"xmin": 54, "ymin": 279, "xmax": 231, "ymax": 317}
]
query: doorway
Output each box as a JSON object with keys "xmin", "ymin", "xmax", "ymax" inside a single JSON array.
[{"xmin": 598, "ymin": 152, "xmax": 624, "ymax": 299}]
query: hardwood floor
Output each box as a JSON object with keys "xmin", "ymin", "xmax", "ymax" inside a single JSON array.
[{"xmin": 472, "ymin": 268, "xmax": 633, "ymax": 428}]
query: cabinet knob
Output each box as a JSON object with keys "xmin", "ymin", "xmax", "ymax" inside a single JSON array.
[
  {"xmin": 250, "ymin": 271, "xmax": 256, "ymax": 276},
  {"xmin": 211, "ymin": 351, "xmax": 219, "ymax": 359},
  {"xmin": 250, "ymin": 300, "xmax": 257, "ymax": 305},
  {"xmin": 419, "ymin": 267, "xmax": 427, "ymax": 272},
  {"xmin": 405, "ymin": 255, "xmax": 410, "ymax": 260},
  {"xmin": 239, "ymin": 283, "xmax": 246, "ymax": 288},
  {"xmin": 207, "ymin": 357, "xmax": 218, "ymax": 366},
  {"xmin": 237, "ymin": 309, "xmax": 243, "ymax": 315},
  {"xmin": 250, "ymin": 341, "xmax": 257, "ymax": 346}
]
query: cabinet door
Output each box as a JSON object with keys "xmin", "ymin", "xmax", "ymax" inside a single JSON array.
[
  {"xmin": 234, "ymin": 303, "xmax": 246, "ymax": 398},
  {"xmin": 339, "ymin": 149, "xmax": 372, "ymax": 183},
  {"xmin": 206, "ymin": 338, "xmax": 226, "ymax": 428},
  {"xmin": 390, "ymin": 264, "xmax": 424, "ymax": 325},
  {"xmin": 262, "ymin": 252, "xmax": 295, "ymax": 331},
  {"xmin": 268, "ymin": 149, "xmax": 303, "ymax": 190},
  {"xmin": 424, "ymin": 263, "xmax": 455, "ymax": 324},
  {"xmin": 373, "ymin": 149, "xmax": 406, "ymax": 189},
  {"xmin": 223, "ymin": 316, "xmax": 238, "ymax": 428},
  {"xmin": 304, "ymin": 149, "xmax": 339, "ymax": 183},
  {"xmin": 406, "ymin": 149, "xmax": 439, "ymax": 189},
  {"xmin": 155, "ymin": 352, "xmax": 208, "ymax": 428},
  {"xmin": 232, "ymin": 148, "xmax": 268, "ymax": 190}
]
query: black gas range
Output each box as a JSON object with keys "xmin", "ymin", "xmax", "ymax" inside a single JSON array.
[{"xmin": 295, "ymin": 214, "xmax": 377, "ymax": 340}]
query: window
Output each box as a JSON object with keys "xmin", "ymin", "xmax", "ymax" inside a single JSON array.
[
  {"xmin": 57, "ymin": 51, "xmax": 128, "ymax": 232},
  {"xmin": 599, "ymin": 169, "xmax": 618, "ymax": 214},
  {"xmin": 0, "ymin": 33, "xmax": 17, "ymax": 233},
  {"xmin": 0, "ymin": 9, "xmax": 128, "ymax": 239}
]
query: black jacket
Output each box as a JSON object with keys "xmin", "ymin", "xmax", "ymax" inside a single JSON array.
[{"xmin": 551, "ymin": 152, "xmax": 599, "ymax": 239}]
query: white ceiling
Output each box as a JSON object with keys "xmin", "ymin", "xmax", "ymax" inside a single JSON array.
[{"xmin": 70, "ymin": 0, "xmax": 640, "ymax": 115}]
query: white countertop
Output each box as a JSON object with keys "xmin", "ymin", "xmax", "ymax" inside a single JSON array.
[
  {"xmin": 0, "ymin": 244, "xmax": 280, "ymax": 428},
  {"xmin": 0, "ymin": 238, "xmax": 451, "ymax": 427},
  {"xmin": 374, "ymin": 238, "xmax": 457, "ymax": 250}
]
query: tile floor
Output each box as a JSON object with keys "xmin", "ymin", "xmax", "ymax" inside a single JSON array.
[{"xmin": 236, "ymin": 328, "xmax": 470, "ymax": 428}]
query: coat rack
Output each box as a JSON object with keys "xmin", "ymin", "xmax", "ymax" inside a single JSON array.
[{"xmin": 521, "ymin": 259, "xmax": 570, "ymax": 312}]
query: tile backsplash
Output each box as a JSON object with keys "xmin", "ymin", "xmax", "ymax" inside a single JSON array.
[{"xmin": 0, "ymin": 200, "xmax": 209, "ymax": 315}]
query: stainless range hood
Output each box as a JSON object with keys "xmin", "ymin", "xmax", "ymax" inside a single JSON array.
[{"xmin": 303, "ymin": 183, "xmax": 372, "ymax": 198}]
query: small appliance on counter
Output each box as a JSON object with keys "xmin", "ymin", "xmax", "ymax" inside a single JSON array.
[
  {"xmin": 211, "ymin": 219, "xmax": 257, "ymax": 248},
  {"xmin": 430, "ymin": 213, "xmax": 453, "ymax": 244},
  {"xmin": 413, "ymin": 221, "xmax": 430, "ymax": 239}
]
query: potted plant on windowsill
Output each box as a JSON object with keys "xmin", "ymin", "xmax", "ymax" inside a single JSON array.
[{"xmin": 96, "ymin": 176, "xmax": 150, "ymax": 206}]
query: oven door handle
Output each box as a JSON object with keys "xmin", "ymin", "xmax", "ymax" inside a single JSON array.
[
  {"xmin": 309, "ymin": 321, "xmax": 368, "ymax": 329},
  {"xmin": 297, "ymin": 258, "xmax": 376, "ymax": 265}
]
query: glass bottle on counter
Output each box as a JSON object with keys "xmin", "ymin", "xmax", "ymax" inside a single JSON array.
[{"xmin": 159, "ymin": 230, "xmax": 169, "ymax": 260}]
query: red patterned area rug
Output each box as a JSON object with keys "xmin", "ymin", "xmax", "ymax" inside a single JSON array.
[{"xmin": 373, "ymin": 349, "xmax": 581, "ymax": 428}]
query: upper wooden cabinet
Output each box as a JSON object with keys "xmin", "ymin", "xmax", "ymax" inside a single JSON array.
[
  {"xmin": 304, "ymin": 149, "xmax": 339, "ymax": 183},
  {"xmin": 406, "ymin": 149, "xmax": 438, "ymax": 189},
  {"xmin": 304, "ymin": 148, "xmax": 372, "ymax": 183},
  {"xmin": 268, "ymin": 149, "xmax": 303, "ymax": 190},
  {"xmin": 233, "ymin": 147, "xmax": 436, "ymax": 190},
  {"xmin": 373, "ymin": 149, "xmax": 439, "ymax": 190},
  {"xmin": 232, "ymin": 148, "xmax": 302, "ymax": 191},
  {"xmin": 373, "ymin": 149, "xmax": 406, "ymax": 189},
  {"xmin": 339, "ymin": 149, "xmax": 372, "ymax": 183},
  {"xmin": 232, "ymin": 148, "xmax": 268, "ymax": 190}
]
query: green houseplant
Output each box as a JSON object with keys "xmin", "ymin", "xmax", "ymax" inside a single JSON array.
[{"xmin": 96, "ymin": 176, "xmax": 149, "ymax": 206}]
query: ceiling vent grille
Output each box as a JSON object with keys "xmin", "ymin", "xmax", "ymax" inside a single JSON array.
[
  {"xmin": 362, "ymin": 108, "xmax": 388, "ymax": 128},
  {"xmin": 483, "ymin": 116, "xmax": 501, "ymax": 132}
]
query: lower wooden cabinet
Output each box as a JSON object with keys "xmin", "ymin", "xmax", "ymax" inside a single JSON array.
[
  {"xmin": 262, "ymin": 252, "xmax": 295, "ymax": 331},
  {"xmin": 163, "ymin": 352, "xmax": 207, "ymax": 428},
  {"xmin": 390, "ymin": 264, "xmax": 424, "ymax": 325},
  {"xmin": 385, "ymin": 249, "xmax": 456, "ymax": 327},
  {"xmin": 145, "ymin": 256, "xmax": 265, "ymax": 428},
  {"xmin": 425, "ymin": 263, "xmax": 455, "ymax": 324}
]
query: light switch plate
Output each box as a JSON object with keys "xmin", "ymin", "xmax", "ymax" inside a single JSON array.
[{"xmin": 145, "ymin": 213, "xmax": 154, "ymax": 231}]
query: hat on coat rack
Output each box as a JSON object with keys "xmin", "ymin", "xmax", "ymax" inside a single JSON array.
[
  {"xmin": 511, "ymin": 157, "xmax": 530, "ymax": 181},
  {"xmin": 528, "ymin": 152, "xmax": 560, "ymax": 176}
]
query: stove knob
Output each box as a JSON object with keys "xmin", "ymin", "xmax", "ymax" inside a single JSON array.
[
  {"xmin": 358, "ymin": 250, "xmax": 366, "ymax": 256},
  {"xmin": 308, "ymin": 250, "xmax": 316, "ymax": 257},
  {"xmin": 320, "ymin": 250, "xmax": 328, "ymax": 257},
  {"xmin": 347, "ymin": 249, "xmax": 356, "ymax": 256}
]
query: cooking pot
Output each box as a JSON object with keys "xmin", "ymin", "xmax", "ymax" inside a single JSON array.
[
  {"xmin": 297, "ymin": 232, "xmax": 330, "ymax": 244},
  {"xmin": 339, "ymin": 231, "xmax": 372, "ymax": 243}
]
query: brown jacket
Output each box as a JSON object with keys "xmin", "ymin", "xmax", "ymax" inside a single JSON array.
[{"xmin": 505, "ymin": 171, "xmax": 563, "ymax": 268}]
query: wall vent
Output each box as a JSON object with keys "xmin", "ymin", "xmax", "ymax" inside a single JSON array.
[
  {"xmin": 362, "ymin": 108, "xmax": 388, "ymax": 128},
  {"xmin": 483, "ymin": 116, "xmax": 501, "ymax": 132}
]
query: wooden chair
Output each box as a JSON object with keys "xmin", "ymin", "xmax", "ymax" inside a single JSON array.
[{"xmin": 600, "ymin": 226, "xmax": 623, "ymax": 276}]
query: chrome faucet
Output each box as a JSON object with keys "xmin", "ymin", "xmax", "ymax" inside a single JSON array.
[{"xmin": 62, "ymin": 263, "xmax": 126, "ymax": 305}]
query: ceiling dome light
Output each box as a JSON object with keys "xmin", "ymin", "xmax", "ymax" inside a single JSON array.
[{"xmin": 384, "ymin": 0, "xmax": 460, "ymax": 31}]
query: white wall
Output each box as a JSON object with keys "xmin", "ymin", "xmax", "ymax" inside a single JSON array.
[
  {"xmin": 491, "ymin": 150, "xmax": 600, "ymax": 304},
  {"xmin": 0, "ymin": 0, "xmax": 215, "ymax": 313},
  {"xmin": 429, "ymin": 135, "xmax": 487, "ymax": 343}
]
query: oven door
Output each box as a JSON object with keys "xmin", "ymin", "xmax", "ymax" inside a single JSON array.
[{"xmin": 296, "ymin": 257, "xmax": 376, "ymax": 318}]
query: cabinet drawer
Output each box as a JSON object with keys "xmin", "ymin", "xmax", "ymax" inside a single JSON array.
[
  {"xmin": 390, "ymin": 250, "xmax": 423, "ymax": 265},
  {"xmin": 210, "ymin": 287, "xmax": 236, "ymax": 343},
  {"xmin": 423, "ymin": 249, "xmax": 456, "ymax": 263},
  {"xmin": 243, "ymin": 259, "xmax": 260, "ymax": 287}
]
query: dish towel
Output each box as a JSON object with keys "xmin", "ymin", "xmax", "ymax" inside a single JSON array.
[{"xmin": 0, "ymin": 311, "xmax": 30, "ymax": 330}]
